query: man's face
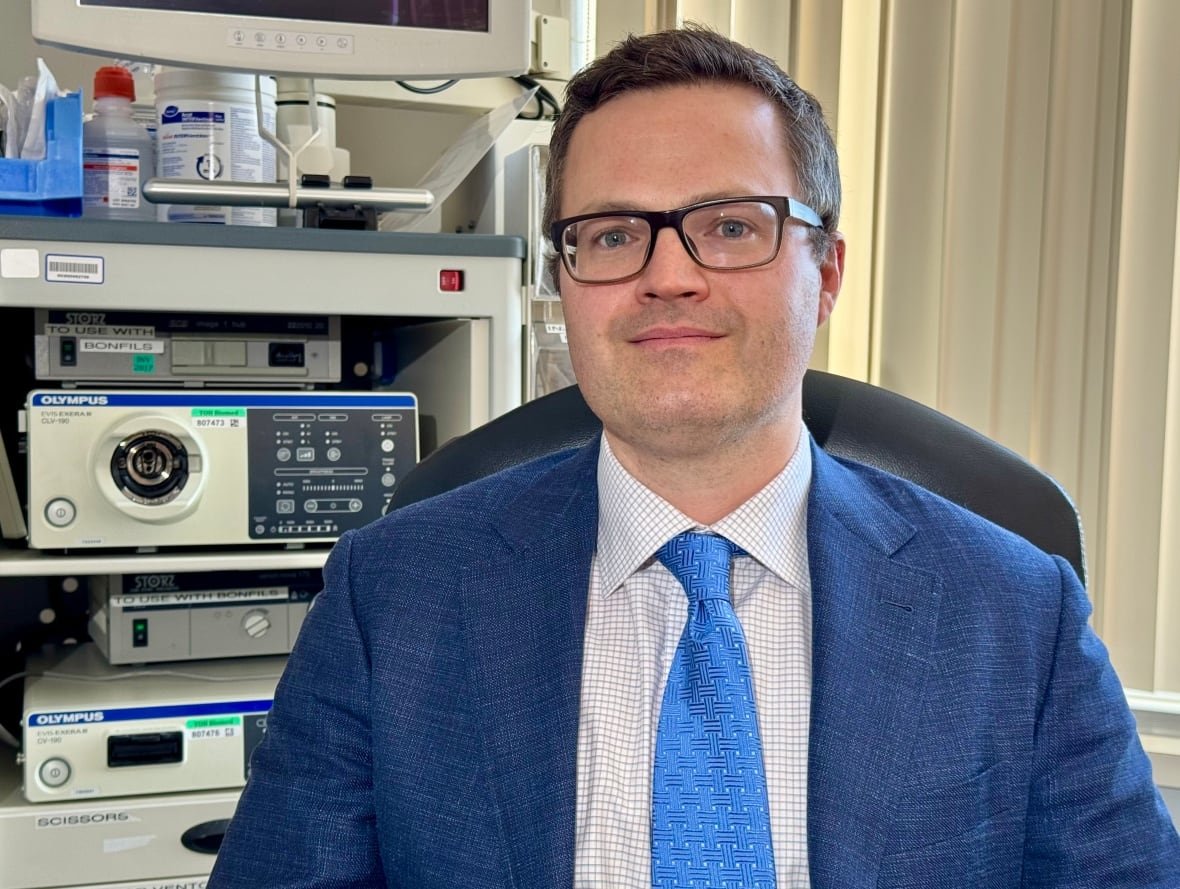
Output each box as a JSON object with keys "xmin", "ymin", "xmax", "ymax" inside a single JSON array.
[{"xmin": 557, "ymin": 83, "xmax": 844, "ymax": 463}]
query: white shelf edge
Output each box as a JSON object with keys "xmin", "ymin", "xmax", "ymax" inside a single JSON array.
[
  {"xmin": 0, "ymin": 546, "xmax": 333, "ymax": 577},
  {"xmin": 1127, "ymin": 688, "xmax": 1180, "ymax": 716}
]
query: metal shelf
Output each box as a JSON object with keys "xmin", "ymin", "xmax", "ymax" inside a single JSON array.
[
  {"xmin": 0, "ymin": 218, "xmax": 526, "ymax": 579},
  {"xmin": 0, "ymin": 218, "xmax": 525, "ymax": 431},
  {"xmin": 0, "ymin": 219, "xmax": 523, "ymax": 315}
]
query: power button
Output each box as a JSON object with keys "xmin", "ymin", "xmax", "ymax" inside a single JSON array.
[
  {"xmin": 39, "ymin": 757, "xmax": 71, "ymax": 788},
  {"xmin": 44, "ymin": 498, "xmax": 76, "ymax": 528}
]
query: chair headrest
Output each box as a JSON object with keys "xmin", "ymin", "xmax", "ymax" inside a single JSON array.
[{"xmin": 390, "ymin": 372, "xmax": 1085, "ymax": 584}]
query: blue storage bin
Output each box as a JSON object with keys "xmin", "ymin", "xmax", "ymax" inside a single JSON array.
[{"xmin": 0, "ymin": 91, "xmax": 83, "ymax": 217}]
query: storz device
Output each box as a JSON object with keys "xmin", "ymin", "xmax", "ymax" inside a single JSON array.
[
  {"xmin": 21, "ymin": 644, "xmax": 280, "ymax": 804},
  {"xmin": 26, "ymin": 389, "xmax": 417, "ymax": 549},
  {"xmin": 34, "ymin": 309, "xmax": 341, "ymax": 385},
  {"xmin": 89, "ymin": 569, "xmax": 320, "ymax": 664}
]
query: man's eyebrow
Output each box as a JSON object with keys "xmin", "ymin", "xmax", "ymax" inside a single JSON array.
[
  {"xmin": 572, "ymin": 192, "xmax": 752, "ymax": 215},
  {"xmin": 573, "ymin": 201, "xmax": 641, "ymax": 215}
]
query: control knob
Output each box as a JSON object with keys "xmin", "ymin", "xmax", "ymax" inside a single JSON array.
[{"xmin": 241, "ymin": 609, "xmax": 271, "ymax": 638}]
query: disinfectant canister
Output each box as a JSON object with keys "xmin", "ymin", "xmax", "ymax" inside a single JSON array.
[{"xmin": 154, "ymin": 68, "xmax": 277, "ymax": 226}]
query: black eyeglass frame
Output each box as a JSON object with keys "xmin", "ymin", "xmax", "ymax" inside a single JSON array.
[{"xmin": 549, "ymin": 195, "xmax": 824, "ymax": 285}]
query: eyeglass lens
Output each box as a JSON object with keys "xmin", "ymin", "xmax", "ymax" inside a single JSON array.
[{"xmin": 563, "ymin": 200, "xmax": 782, "ymax": 282}]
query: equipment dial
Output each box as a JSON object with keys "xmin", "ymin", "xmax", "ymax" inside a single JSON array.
[
  {"xmin": 241, "ymin": 609, "xmax": 271, "ymax": 638},
  {"xmin": 110, "ymin": 430, "xmax": 190, "ymax": 505}
]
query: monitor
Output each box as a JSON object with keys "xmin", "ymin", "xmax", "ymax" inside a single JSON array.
[{"xmin": 31, "ymin": 0, "xmax": 533, "ymax": 80}]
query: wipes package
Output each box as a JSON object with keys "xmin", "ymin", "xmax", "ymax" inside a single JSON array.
[{"xmin": 1, "ymin": 58, "xmax": 64, "ymax": 160}]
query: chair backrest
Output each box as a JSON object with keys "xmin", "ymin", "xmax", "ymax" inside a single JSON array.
[{"xmin": 390, "ymin": 370, "xmax": 1086, "ymax": 584}]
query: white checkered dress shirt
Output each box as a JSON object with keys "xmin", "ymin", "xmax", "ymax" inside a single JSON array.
[{"xmin": 574, "ymin": 432, "xmax": 814, "ymax": 888}]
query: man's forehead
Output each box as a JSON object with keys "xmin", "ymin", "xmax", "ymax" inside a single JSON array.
[
  {"xmin": 559, "ymin": 86, "xmax": 798, "ymax": 215},
  {"xmin": 578, "ymin": 81, "xmax": 773, "ymax": 122},
  {"xmin": 564, "ymin": 83, "xmax": 788, "ymax": 163}
]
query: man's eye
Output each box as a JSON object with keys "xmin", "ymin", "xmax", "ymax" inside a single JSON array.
[
  {"xmin": 718, "ymin": 220, "xmax": 748, "ymax": 238},
  {"xmin": 595, "ymin": 229, "xmax": 632, "ymax": 249}
]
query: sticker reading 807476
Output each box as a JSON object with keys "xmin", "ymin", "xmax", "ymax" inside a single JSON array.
[
  {"xmin": 45, "ymin": 254, "xmax": 104, "ymax": 284},
  {"xmin": 191, "ymin": 408, "xmax": 246, "ymax": 429}
]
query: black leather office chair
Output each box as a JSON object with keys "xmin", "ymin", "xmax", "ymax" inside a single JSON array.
[{"xmin": 390, "ymin": 370, "xmax": 1086, "ymax": 584}]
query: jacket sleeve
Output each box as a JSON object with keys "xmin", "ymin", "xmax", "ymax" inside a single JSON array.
[
  {"xmin": 1021, "ymin": 557, "xmax": 1180, "ymax": 886},
  {"xmin": 209, "ymin": 531, "xmax": 387, "ymax": 888}
]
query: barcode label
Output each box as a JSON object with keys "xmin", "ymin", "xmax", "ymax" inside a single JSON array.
[
  {"xmin": 49, "ymin": 261, "xmax": 97, "ymax": 274},
  {"xmin": 45, "ymin": 254, "xmax": 104, "ymax": 284}
]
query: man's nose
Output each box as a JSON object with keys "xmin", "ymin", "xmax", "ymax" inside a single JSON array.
[{"xmin": 638, "ymin": 227, "xmax": 708, "ymax": 299}]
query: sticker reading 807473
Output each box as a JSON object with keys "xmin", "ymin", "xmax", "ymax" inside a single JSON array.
[
  {"xmin": 45, "ymin": 254, "xmax": 104, "ymax": 284},
  {"xmin": 191, "ymin": 408, "xmax": 247, "ymax": 429}
]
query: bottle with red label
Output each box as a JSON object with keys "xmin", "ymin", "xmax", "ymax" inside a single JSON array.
[{"xmin": 82, "ymin": 66, "xmax": 155, "ymax": 221}]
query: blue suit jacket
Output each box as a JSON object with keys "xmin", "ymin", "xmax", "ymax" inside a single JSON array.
[{"xmin": 210, "ymin": 440, "xmax": 1180, "ymax": 887}]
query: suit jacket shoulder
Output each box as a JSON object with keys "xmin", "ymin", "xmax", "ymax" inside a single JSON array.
[{"xmin": 804, "ymin": 445, "xmax": 1180, "ymax": 887}]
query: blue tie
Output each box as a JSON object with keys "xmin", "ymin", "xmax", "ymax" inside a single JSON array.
[{"xmin": 652, "ymin": 532, "xmax": 777, "ymax": 889}]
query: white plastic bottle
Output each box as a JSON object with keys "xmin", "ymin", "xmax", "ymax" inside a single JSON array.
[{"xmin": 82, "ymin": 66, "xmax": 155, "ymax": 221}]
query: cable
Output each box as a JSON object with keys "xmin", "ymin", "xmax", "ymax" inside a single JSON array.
[
  {"xmin": 0, "ymin": 670, "xmax": 30, "ymax": 694},
  {"xmin": 512, "ymin": 75, "xmax": 561, "ymax": 120},
  {"xmin": 520, "ymin": 76, "xmax": 561, "ymax": 114},
  {"xmin": 396, "ymin": 79, "xmax": 460, "ymax": 95},
  {"xmin": 0, "ymin": 671, "xmax": 31, "ymax": 749},
  {"xmin": 394, "ymin": 75, "xmax": 560, "ymax": 118}
]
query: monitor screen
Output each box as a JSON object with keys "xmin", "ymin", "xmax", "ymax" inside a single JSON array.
[
  {"xmin": 77, "ymin": 1, "xmax": 490, "ymax": 32},
  {"xmin": 32, "ymin": 0, "xmax": 531, "ymax": 79}
]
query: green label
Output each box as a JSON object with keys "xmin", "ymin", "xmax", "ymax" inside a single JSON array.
[
  {"xmin": 191, "ymin": 408, "xmax": 247, "ymax": 418},
  {"xmin": 132, "ymin": 354, "xmax": 155, "ymax": 373},
  {"xmin": 186, "ymin": 716, "xmax": 242, "ymax": 729}
]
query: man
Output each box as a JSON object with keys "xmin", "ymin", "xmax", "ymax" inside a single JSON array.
[{"xmin": 210, "ymin": 27, "xmax": 1180, "ymax": 888}]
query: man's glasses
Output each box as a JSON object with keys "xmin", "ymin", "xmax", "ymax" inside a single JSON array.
[{"xmin": 549, "ymin": 195, "xmax": 823, "ymax": 285}]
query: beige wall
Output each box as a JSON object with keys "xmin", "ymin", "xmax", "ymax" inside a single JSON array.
[
  {"xmin": 642, "ymin": 0, "xmax": 1180, "ymax": 703},
  {"xmin": 850, "ymin": 0, "xmax": 1180, "ymax": 699},
  {"xmin": 1108, "ymin": 0, "xmax": 1180, "ymax": 692},
  {"xmin": 0, "ymin": 3, "xmax": 112, "ymax": 95}
]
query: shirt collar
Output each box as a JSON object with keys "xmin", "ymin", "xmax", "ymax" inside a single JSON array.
[{"xmin": 595, "ymin": 430, "xmax": 812, "ymax": 596}]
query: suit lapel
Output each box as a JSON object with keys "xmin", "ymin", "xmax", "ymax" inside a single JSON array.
[
  {"xmin": 459, "ymin": 443, "xmax": 599, "ymax": 889},
  {"xmin": 806, "ymin": 446, "xmax": 942, "ymax": 888}
]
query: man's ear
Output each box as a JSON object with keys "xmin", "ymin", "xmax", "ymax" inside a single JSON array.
[{"xmin": 817, "ymin": 232, "xmax": 845, "ymax": 326}]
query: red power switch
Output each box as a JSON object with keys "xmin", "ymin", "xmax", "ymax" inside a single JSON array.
[{"xmin": 439, "ymin": 269, "xmax": 464, "ymax": 292}]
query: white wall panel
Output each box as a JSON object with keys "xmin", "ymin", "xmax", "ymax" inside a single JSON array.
[
  {"xmin": 873, "ymin": 0, "xmax": 954, "ymax": 404},
  {"xmin": 1103, "ymin": 0, "xmax": 1180, "ymax": 688}
]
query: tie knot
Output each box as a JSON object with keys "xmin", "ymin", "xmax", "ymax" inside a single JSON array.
[{"xmin": 656, "ymin": 532, "xmax": 740, "ymax": 606}]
